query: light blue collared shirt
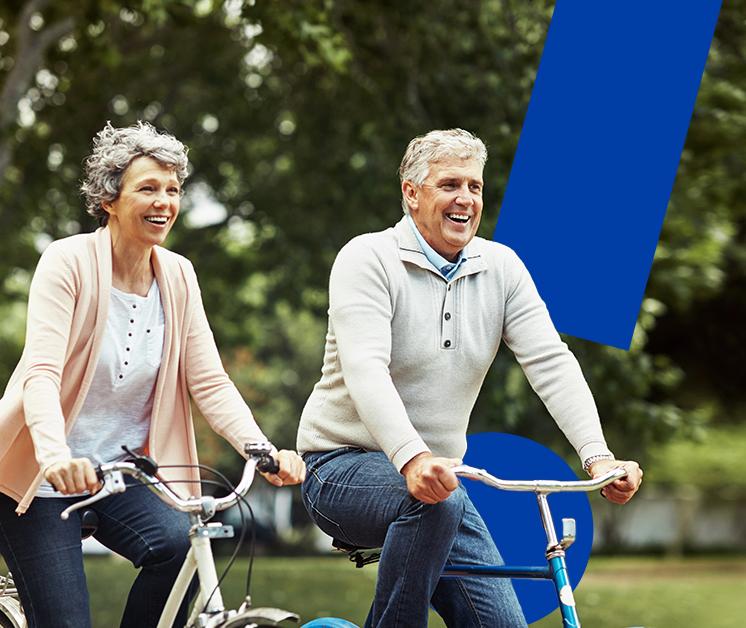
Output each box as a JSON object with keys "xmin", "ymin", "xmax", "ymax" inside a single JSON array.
[{"xmin": 406, "ymin": 214, "xmax": 467, "ymax": 280}]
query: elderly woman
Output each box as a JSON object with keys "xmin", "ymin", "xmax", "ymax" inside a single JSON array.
[{"xmin": 0, "ymin": 122, "xmax": 305, "ymax": 628}]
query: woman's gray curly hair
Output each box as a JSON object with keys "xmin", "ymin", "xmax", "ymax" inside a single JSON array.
[
  {"xmin": 398, "ymin": 129, "xmax": 487, "ymax": 214},
  {"xmin": 81, "ymin": 121, "xmax": 189, "ymax": 226}
]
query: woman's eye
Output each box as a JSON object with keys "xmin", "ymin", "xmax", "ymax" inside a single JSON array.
[{"xmin": 139, "ymin": 186, "xmax": 153, "ymax": 192}]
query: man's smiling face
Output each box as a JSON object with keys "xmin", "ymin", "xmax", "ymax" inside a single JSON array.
[{"xmin": 403, "ymin": 157, "xmax": 484, "ymax": 262}]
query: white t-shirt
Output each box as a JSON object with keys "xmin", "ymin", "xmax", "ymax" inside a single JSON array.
[{"xmin": 37, "ymin": 280, "xmax": 165, "ymax": 496}]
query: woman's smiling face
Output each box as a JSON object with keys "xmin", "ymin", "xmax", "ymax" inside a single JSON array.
[{"xmin": 103, "ymin": 156, "xmax": 181, "ymax": 249}]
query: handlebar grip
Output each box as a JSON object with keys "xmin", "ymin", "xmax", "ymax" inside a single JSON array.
[{"xmin": 256, "ymin": 455, "xmax": 280, "ymax": 475}]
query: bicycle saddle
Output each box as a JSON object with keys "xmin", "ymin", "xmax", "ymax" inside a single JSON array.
[{"xmin": 331, "ymin": 538, "xmax": 382, "ymax": 568}]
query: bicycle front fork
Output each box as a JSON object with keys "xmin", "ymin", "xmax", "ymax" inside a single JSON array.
[
  {"xmin": 547, "ymin": 552, "xmax": 580, "ymax": 628},
  {"xmin": 536, "ymin": 493, "xmax": 581, "ymax": 628}
]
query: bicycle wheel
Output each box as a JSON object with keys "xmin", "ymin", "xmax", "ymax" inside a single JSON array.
[
  {"xmin": 217, "ymin": 606, "xmax": 301, "ymax": 627},
  {"xmin": 0, "ymin": 597, "xmax": 25, "ymax": 628}
]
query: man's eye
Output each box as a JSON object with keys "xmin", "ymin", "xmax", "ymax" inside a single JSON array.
[
  {"xmin": 470, "ymin": 184, "xmax": 483, "ymax": 193},
  {"xmin": 441, "ymin": 183, "xmax": 456, "ymax": 190},
  {"xmin": 168, "ymin": 187, "xmax": 180, "ymax": 194}
]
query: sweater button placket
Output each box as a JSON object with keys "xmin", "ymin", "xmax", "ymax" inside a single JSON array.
[{"xmin": 442, "ymin": 282, "xmax": 455, "ymax": 350}]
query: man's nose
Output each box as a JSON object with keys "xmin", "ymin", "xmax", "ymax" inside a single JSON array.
[{"xmin": 455, "ymin": 186, "xmax": 474, "ymax": 206}]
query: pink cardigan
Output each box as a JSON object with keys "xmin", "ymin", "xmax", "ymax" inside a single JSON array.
[{"xmin": 0, "ymin": 227, "xmax": 266, "ymax": 514}]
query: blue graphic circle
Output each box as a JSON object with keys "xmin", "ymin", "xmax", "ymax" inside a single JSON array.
[{"xmin": 462, "ymin": 433, "xmax": 594, "ymax": 624}]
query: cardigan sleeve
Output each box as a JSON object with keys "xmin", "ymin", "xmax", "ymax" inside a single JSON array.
[
  {"xmin": 329, "ymin": 238, "xmax": 430, "ymax": 470},
  {"xmin": 22, "ymin": 242, "xmax": 75, "ymax": 470},
  {"xmin": 182, "ymin": 261, "xmax": 267, "ymax": 455},
  {"xmin": 500, "ymin": 249, "xmax": 613, "ymax": 464}
]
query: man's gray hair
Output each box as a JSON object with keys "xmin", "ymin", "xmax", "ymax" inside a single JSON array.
[
  {"xmin": 398, "ymin": 128, "xmax": 487, "ymax": 213},
  {"xmin": 81, "ymin": 121, "xmax": 189, "ymax": 226}
]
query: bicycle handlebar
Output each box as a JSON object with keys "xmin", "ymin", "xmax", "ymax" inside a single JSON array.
[
  {"xmin": 60, "ymin": 441, "xmax": 276, "ymax": 521},
  {"xmin": 452, "ymin": 465, "xmax": 627, "ymax": 494}
]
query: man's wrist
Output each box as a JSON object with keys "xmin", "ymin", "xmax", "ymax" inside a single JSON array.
[
  {"xmin": 400, "ymin": 451, "xmax": 432, "ymax": 476},
  {"xmin": 582, "ymin": 454, "xmax": 614, "ymax": 476}
]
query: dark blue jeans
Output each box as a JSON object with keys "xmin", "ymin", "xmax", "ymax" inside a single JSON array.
[
  {"xmin": 0, "ymin": 483, "xmax": 193, "ymax": 628},
  {"xmin": 302, "ymin": 448, "xmax": 527, "ymax": 628}
]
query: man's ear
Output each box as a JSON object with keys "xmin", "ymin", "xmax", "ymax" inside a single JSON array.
[{"xmin": 402, "ymin": 180, "xmax": 419, "ymax": 213}]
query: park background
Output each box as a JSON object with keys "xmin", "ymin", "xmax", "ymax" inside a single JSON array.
[{"xmin": 0, "ymin": 0, "xmax": 744, "ymax": 626}]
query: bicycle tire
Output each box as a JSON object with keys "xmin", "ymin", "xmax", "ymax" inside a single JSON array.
[
  {"xmin": 216, "ymin": 606, "xmax": 300, "ymax": 627},
  {"xmin": 0, "ymin": 598, "xmax": 25, "ymax": 628}
]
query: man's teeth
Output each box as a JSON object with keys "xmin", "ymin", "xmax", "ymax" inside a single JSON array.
[
  {"xmin": 447, "ymin": 214, "xmax": 469, "ymax": 223},
  {"xmin": 145, "ymin": 217, "xmax": 168, "ymax": 224}
]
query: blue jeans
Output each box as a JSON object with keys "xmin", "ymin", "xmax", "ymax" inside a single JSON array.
[
  {"xmin": 0, "ymin": 482, "xmax": 193, "ymax": 628},
  {"xmin": 302, "ymin": 448, "xmax": 527, "ymax": 628}
]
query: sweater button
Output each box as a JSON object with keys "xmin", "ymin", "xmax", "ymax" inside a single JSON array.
[
  {"xmin": 444, "ymin": 312, "xmax": 451, "ymax": 320},
  {"xmin": 444, "ymin": 340, "xmax": 451, "ymax": 348}
]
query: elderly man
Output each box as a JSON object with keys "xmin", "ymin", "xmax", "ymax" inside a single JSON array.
[{"xmin": 297, "ymin": 129, "xmax": 642, "ymax": 627}]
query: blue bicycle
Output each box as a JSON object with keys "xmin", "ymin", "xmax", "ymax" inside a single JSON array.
[{"xmin": 307, "ymin": 465, "xmax": 626, "ymax": 628}]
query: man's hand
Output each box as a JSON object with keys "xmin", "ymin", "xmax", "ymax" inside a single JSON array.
[
  {"xmin": 44, "ymin": 458, "xmax": 100, "ymax": 495},
  {"xmin": 401, "ymin": 452, "xmax": 461, "ymax": 504},
  {"xmin": 260, "ymin": 449, "xmax": 306, "ymax": 487},
  {"xmin": 589, "ymin": 458, "xmax": 643, "ymax": 504}
]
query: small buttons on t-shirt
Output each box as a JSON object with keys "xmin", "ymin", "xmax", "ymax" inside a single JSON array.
[
  {"xmin": 130, "ymin": 319, "xmax": 134, "ymax": 324},
  {"xmin": 444, "ymin": 312, "xmax": 451, "ymax": 320},
  {"xmin": 147, "ymin": 329, "xmax": 151, "ymax": 333},
  {"xmin": 444, "ymin": 340, "xmax": 452, "ymax": 348},
  {"xmin": 126, "ymin": 347, "xmax": 130, "ymax": 352},
  {"xmin": 118, "ymin": 374, "xmax": 123, "ymax": 379}
]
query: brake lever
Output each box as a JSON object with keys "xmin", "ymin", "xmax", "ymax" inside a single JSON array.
[{"xmin": 60, "ymin": 469, "xmax": 127, "ymax": 520}]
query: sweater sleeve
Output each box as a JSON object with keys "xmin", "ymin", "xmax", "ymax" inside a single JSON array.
[
  {"xmin": 329, "ymin": 239, "xmax": 430, "ymax": 470},
  {"xmin": 22, "ymin": 243, "xmax": 75, "ymax": 470},
  {"xmin": 182, "ymin": 261, "xmax": 267, "ymax": 455},
  {"xmin": 500, "ymin": 250, "xmax": 613, "ymax": 464}
]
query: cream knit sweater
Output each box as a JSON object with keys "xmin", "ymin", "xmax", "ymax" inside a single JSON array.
[{"xmin": 297, "ymin": 218, "xmax": 613, "ymax": 471}]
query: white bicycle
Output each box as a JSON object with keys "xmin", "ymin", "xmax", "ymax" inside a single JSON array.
[{"xmin": 0, "ymin": 442, "xmax": 301, "ymax": 628}]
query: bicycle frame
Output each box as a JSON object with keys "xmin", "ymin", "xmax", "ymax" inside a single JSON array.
[
  {"xmin": 160, "ymin": 512, "xmax": 236, "ymax": 628},
  {"xmin": 57, "ymin": 442, "xmax": 298, "ymax": 628},
  {"xmin": 440, "ymin": 465, "xmax": 627, "ymax": 628}
]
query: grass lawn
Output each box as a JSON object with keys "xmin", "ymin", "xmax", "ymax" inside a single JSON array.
[{"xmin": 4, "ymin": 555, "xmax": 745, "ymax": 626}]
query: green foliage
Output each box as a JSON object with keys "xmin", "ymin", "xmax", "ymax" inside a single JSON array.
[
  {"xmin": 1, "ymin": 0, "xmax": 745, "ymax": 476},
  {"xmin": 646, "ymin": 424, "xmax": 746, "ymax": 494}
]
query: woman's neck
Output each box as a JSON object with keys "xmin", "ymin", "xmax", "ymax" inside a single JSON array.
[{"xmin": 109, "ymin": 224, "xmax": 154, "ymax": 297}]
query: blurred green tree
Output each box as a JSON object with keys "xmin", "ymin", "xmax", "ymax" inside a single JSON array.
[{"xmin": 0, "ymin": 0, "xmax": 743, "ymax": 474}]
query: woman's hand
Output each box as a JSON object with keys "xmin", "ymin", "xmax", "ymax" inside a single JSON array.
[
  {"xmin": 260, "ymin": 449, "xmax": 306, "ymax": 487},
  {"xmin": 44, "ymin": 458, "xmax": 100, "ymax": 495}
]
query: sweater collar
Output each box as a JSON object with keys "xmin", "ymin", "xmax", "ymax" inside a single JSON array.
[{"xmin": 394, "ymin": 216, "xmax": 487, "ymax": 279}]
